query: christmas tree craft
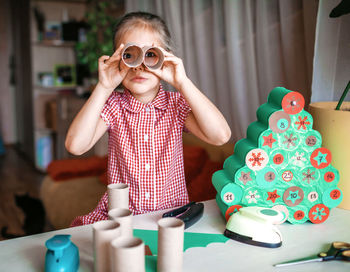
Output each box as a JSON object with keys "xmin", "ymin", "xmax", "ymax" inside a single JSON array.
[{"xmin": 212, "ymin": 87, "xmax": 343, "ymax": 224}]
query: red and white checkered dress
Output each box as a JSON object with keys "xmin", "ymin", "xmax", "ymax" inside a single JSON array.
[{"xmin": 71, "ymin": 85, "xmax": 191, "ymax": 226}]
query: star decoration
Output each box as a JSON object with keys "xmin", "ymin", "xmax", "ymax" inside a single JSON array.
[
  {"xmin": 245, "ymin": 190, "xmax": 260, "ymax": 204},
  {"xmin": 295, "ymin": 116, "xmax": 311, "ymax": 130},
  {"xmin": 314, "ymin": 151, "xmax": 328, "ymax": 166},
  {"xmin": 302, "ymin": 169, "xmax": 316, "ymax": 184},
  {"xmin": 283, "ymin": 133, "xmax": 298, "ymax": 148},
  {"xmin": 312, "ymin": 207, "xmax": 327, "ymax": 221},
  {"xmin": 248, "ymin": 152, "xmax": 265, "ymax": 167},
  {"xmin": 267, "ymin": 190, "xmax": 280, "ymax": 203},
  {"xmin": 286, "ymin": 190, "xmax": 301, "ymax": 204},
  {"xmin": 262, "ymin": 133, "xmax": 276, "ymax": 148},
  {"xmin": 238, "ymin": 171, "xmax": 252, "ymax": 185}
]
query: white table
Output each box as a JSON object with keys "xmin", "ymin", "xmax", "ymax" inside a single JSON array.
[{"xmin": 0, "ymin": 200, "xmax": 349, "ymax": 272}]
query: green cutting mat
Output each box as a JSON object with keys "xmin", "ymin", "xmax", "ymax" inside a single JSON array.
[{"xmin": 133, "ymin": 229, "xmax": 228, "ymax": 271}]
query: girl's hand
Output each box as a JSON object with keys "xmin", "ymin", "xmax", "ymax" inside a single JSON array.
[
  {"xmin": 98, "ymin": 44, "xmax": 129, "ymax": 91},
  {"xmin": 150, "ymin": 50, "xmax": 188, "ymax": 91}
]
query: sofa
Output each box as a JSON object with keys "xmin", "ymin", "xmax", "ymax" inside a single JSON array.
[{"xmin": 40, "ymin": 134, "xmax": 234, "ymax": 229}]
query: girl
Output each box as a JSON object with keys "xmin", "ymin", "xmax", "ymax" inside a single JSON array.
[{"xmin": 66, "ymin": 12, "xmax": 231, "ymax": 226}]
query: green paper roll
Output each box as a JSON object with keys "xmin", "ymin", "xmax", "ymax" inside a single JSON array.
[
  {"xmin": 301, "ymin": 130, "xmax": 322, "ymax": 152},
  {"xmin": 234, "ymin": 166, "xmax": 256, "ymax": 187},
  {"xmin": 256, "ymin": 103, "xmax": 281, "ymax": 125},
  {"xmin": 247, "ymin": 121, "xmax": 268, "ymax": 145},
  {"xmin": 223, "ymin": 155, "xmax": 244, "ymax": 179},
  {"xmin": 288, "ymin": 206, "xmax": 309, "ymax": 224},
  {"xmin": 216, "ymin": 194, "xmax": 229, "ymax": 218},
  {"xmin": 258, "ymin": 129, "xmax": 279, "ymax": 152},
  {"xmin": 322, "ymin": 187, "xmax": 343, "ymax": 208},
  {"xmin": 267, "ymin": 87, "xmax": 291, "ymax": 106},
  {"xmin": 290, "ymin": 110, "xmax": 313, "ymax": 133},
  {"xmin": 212, "ymin": 170, "xmax": 232, "ymax": 193},
  {"xmin": 319, "ymin": 166, "xmax": 340, "ymax": 188},
  {"xmin": 233, "ymin": 138, "xmax": 257, "ymax": 163},
  {"xmin": 212, "ymin": 87, "xmax": 343, "ymax": 224}
]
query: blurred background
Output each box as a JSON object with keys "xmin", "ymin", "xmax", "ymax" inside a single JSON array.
[{"xmin": 0, "ymin": 0, "xmax": 349, "ymax": 240}]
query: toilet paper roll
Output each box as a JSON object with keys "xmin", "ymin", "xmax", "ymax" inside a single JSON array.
[
  {"xmin": 108, "ymin": 208, "xmax": 133, "ymax": 238},
  {"xmin": 93, "ymin": 220, "xmax": 121, "ymax": 272},
  {"xmin": 108, "ymin": 183, "xmax": 129, "ymax": 211},
  {"xmin": 157, "ymin": 217, "xmax": 184, "ymax": 272},
  {"xmin": 110, "ymin": 236, "xmax": 145, "ymax": 272}
]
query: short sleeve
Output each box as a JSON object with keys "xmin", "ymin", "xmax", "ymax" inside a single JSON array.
[
  {"xmin": 100, "ymin": 91, "xmax": 119, "ymax": 130},
  {"xmin": 177, "ymin": 93, "xmax": 192, "ymax": 130}
]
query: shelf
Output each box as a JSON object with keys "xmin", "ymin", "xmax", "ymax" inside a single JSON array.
[{"xmin": 32, "ymin": 40, "xmax": 76, "ymax": 47}]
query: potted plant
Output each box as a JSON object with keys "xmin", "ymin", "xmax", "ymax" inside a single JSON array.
[{"xmin": 75, "ymin": 1, "xmax": 123, "ymax": 88}]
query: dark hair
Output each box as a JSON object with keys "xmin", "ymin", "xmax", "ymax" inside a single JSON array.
[{"xmin": 113, "ymin": 11, "xmax": 174, "ymax": 52}]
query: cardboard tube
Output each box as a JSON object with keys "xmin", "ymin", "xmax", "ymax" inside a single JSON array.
[
  {"xmin": 121, "ymin": 43, "xmax": 143, "ymax": 68},
  {"xmin": 143, "ymin": 46, "xmax": 164, "ymax": 70},
  {"xmin": 108, "ymin": 208, "xmax": 133, "ymax": 238},
  {"xmin": 93, "ymin": 220, "xmax": 121, "ymax": 272},
  {"xmin": 108, "ymin": 183, "xmax": 129, "ymax": 211},
  {"xmin": 157, "ymin": 218, "xmax": 184, "ymax": 272},
  {"xmin": 110, "ymin": 237, "xmax": 145, "ymax": 272}
]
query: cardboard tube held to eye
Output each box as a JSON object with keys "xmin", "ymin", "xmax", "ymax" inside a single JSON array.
[
  {"xmin": 121, "ymin": 43, "xmax": 143, "ymax": 68},
  {"xmin": 142, "ymin": 46, "xmax": 164, "ymax": 70},
  {"xmin": 157, "ymin": 217, "xmax": 184, "ymax": 272},
  {"xmin": 93, "ymin": 220, "xmax": 121, "ymax": 272},
  {"xmin": 110, "ymin": 237, "xmax": 145, "ymax": 272},
  {"xmin": 108, "ymin": 208, "xmax": 133, "ymax": 238},
  {"xmin": 108, "ymin": 183, "xmax": 129, "ymax": 211}
]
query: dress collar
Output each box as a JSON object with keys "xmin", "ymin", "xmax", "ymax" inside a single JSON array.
[{"xmin": 120, "ymin": 85, "xmax": 168, "ymax": 113}]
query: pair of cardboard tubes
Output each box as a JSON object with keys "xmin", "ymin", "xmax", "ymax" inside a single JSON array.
[{"xmin": 121, "ymin": 43, "xmax": 164, "ymax": 70}]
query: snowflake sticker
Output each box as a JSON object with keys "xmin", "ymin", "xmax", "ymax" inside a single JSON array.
[
  {"xmin": 295, "ymin": 116, "xmax": 311, "ymax": 130},
  {"xmin": 245, "ymin": 190, "xmax": 261, "ymax": 204},
  {"xmin": 302, "ymin": 168, "xmax": 316, "ymax": 184},
  {"xmin": 245, "ymin": 149, "xmax": 269, "ymax": 171},
  {"xmin": 291, "ymin": 151, "xmax": 307, "ymax": 167},
  {"xmin": 282, "ymin": 92, "xmax": 305, "ymax": 114},
  {"xmin": 309, "ymin": 204, "xmax": 329, "ymax": 224},
  {"xmin": 282, "ymin": 133, "xmax": 298, "ymax": 149}
]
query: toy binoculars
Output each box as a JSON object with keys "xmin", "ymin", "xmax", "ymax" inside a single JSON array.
[{"xmin": 121, "ymin": 43, "xmax": 164, "ymax": 70}]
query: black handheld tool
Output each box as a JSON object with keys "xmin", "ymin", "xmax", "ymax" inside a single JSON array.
[{"xmin": 162, "ymin": 202, "xmax": 204, "ymax": 229}]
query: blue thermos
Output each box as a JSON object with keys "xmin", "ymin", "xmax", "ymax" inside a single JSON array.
[{"xmin": 45, "ymin": 234, "xmax": 79, "ymax": 272}]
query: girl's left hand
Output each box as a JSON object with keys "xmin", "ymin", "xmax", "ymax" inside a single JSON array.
[{"xmin": 150, "ymin": 50, "xmax": 188, "ymax": 91}]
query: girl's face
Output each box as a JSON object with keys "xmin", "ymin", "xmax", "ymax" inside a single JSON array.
[{"xmin": 117, "ymin": 28, "xmax": 163, "ymax": 104}]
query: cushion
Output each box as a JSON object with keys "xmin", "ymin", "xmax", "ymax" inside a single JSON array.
[
  {"xmin": 186, "ymin": 160, "xmax": 222, "ymax": 202},
  {"xmin": 40, "ymin": 175, "xmax": 106, "ymax": 229},
  {"xmin": 47, "ymin": 156, "xmax": 107, "ymax": 181},
  {"xmin": 183, "ymin": 145, "xmax": 209, "ymax": 182}
]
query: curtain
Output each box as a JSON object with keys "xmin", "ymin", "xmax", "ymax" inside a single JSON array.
[
  {"xmin": 311, "ymin": 0, "xmax": 350, "ymax": 102},
  {"xmin": 125, "ymin": 0, "xmax": 318, "ymax": 140}
]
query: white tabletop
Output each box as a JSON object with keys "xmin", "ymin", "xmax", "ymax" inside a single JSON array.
[{"xmin": 0, "ymin": 199, "xmax": 349, "ymax": 272}]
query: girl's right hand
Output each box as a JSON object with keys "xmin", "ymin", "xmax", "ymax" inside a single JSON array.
[{"xmin": 98, "ymin": 44, "xmax": 129, "ymax": 91}]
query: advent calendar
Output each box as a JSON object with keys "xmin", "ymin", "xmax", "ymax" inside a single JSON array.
[{"xmin": 212, "ymin": 87, "xmax": 343, "ymax": 224}]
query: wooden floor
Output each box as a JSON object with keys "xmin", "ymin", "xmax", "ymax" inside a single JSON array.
[{"xmin": 0, "ymin": 146, "xmax": 53, "ymax": 240}]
